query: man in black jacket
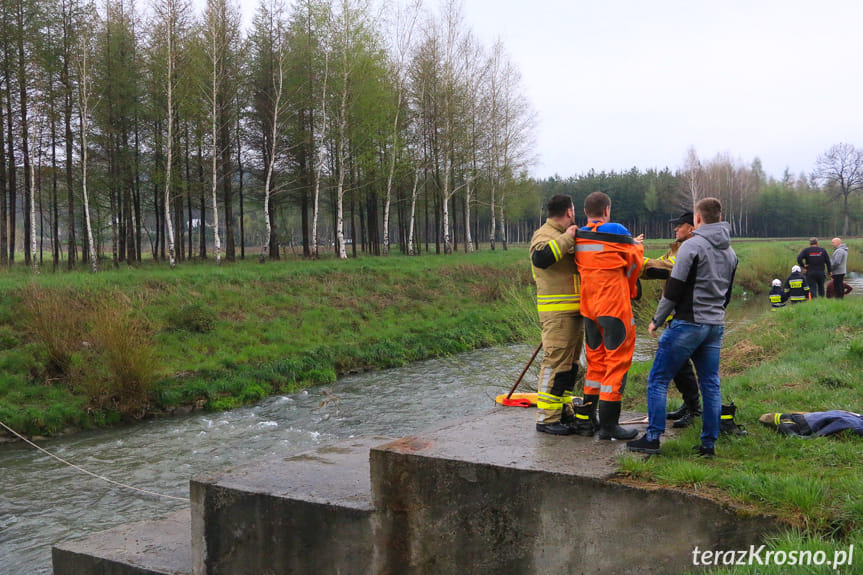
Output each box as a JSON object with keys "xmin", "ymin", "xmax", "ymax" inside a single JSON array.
[{"xmin": 797, "ymin": 238, "xmax": 831, "ymax": 298}]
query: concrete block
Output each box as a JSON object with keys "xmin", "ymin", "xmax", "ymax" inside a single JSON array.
[
  {"xmin": 370, "ymin": 407, "xmax": 779, "ymax": 575},
  {"xmin": 52, "ymin": 508, "xmax": 191, "ymax": 575},
  {"xmin": 191, "ymin": 435, "xmax": 391, "ymax": 575}
]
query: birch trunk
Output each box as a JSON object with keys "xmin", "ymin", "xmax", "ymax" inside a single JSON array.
[
  {"xmin": 311, "ymin": 52, "xmax": 329, "ymax": 259},
  {"xmin": 261, "ymin": 28, "xmax": 285, "ymax": 263},
  {"xmin": 77, "ymin": 35, "xmax": 97, "ymax": 272},
  {"xmin": 164, "ymin": 7, "xmax": 177, "ymax": 268},
  {"xmin": 407, "ymin": 163, "xmax": 420, "ymax": 255},
  {"xmin": 209, "ymin": 6, "xmax": 222, "ymax": 265}
]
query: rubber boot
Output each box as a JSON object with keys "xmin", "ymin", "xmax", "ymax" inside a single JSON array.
[
  {"xmin": 567, "ymin": 401, "xmax": 596, "ymax": 436},
  {"xmin": 597, "ymin": 400, "xmax": 638, "ymax": 440},
  {"xmin": 583, "ymin": 393, "xmax": 599, "ymax": 430},
  {"xmin": 719, "ymin": 401, "xmax": 748, "ymax": 436}
]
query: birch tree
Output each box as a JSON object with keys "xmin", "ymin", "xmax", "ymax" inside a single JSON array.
[
  {"xmin": 76, "ymin": 22, "xmax": 98, "ymax": 272},
  {"xmin": 249, "ymin": 0, "xmax": 289, "ymax": 263},
  {"xmin": 154, "ymin": 0, "xmax": 188, "ymax": 268},
  {"xmin": 381, "ymin": 0, "xmax": 420, "ymax": 255}
]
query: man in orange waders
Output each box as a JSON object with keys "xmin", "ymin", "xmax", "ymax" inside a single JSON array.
[
  {"xmin": 576, "ymin": 192, "xmax": 643, "ymax": 440},
  {"xmin": 529, "ymin": 194, "xmax": 593, "ymax": 435}
]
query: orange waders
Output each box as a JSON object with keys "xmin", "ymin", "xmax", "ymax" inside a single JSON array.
[{"xmin": 575, "ymin": 223, "xmax": 643, "ymax": 438}]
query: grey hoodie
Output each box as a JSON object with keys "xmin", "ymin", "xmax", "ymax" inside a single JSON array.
[
  {"xmin": 653, "ymin": 221, "xmax": 738, "ymax": 326},
  {"xmin": 831, "ymin": 243, "xmax": 848, "ymax": 275}
]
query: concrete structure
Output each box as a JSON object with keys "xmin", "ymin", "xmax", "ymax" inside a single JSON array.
[{"xmin": 53, "ymin": 407, "xmax": 780, "ymax": 575}]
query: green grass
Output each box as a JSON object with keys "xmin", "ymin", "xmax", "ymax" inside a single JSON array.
[
  {"xmin": 622, "ymin": 297, "xmax": 863, "ymax": 572},
  {"xmin": 0, "ymin": 248, "xmax": 538, "ymax": 436}
]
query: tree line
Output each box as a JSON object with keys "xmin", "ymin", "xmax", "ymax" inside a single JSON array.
[
  {"xmin": 2, "ymin": 0, "xmax": 862, "ymax": 273},
  {"xmin": 0, "ymin": 0, "xmax": 539, "ymax": 272},
  {"xmin": 536, "ymin": 144, "xmax": 863, "ymax": 241}
]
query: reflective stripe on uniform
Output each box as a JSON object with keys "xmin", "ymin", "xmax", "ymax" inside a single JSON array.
[
  {"xmin": 548, "ymin": 239, "xmax": 562, "ymax": 261},
  {"xmin": 537, "ymin": 294, "xmax": 580, "ymax": 312},
  {"xmin": 576, "ymin": 243, "xmax": 603, "ymax": 252},
  {"xmin": 537, "ymin": 392, "xmax": 564, "ymax": 410}
]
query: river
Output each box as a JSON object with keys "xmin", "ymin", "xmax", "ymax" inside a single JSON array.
[{"xmin": 0, "ymin": 283, "xmax": 857, "ymax": 575}]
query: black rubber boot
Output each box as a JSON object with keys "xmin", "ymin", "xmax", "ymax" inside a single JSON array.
[
  {"xmin": 597, "ymin": 400, "xmax": 638, "ymax": 440},
  {"xmin": 583, "ymin": 393, "xmax": 599, "ymax": 430},
  {"xmin": 568, "ymin": 401, "xmax": 596, "ymax": 436},
  {"xmin": 719, "ymin": 401, "xmax": 748, "ymax": 436}
]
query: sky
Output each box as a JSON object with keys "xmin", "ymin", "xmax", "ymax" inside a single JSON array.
[
  {"xmin": 457, "ymin": 0, "xmax": 863, "ymax": 180},
  {"xmin": 224, "ymin": 0, "xmax": 863, "ymax": 181}
]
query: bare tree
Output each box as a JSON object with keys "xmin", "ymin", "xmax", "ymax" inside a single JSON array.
[
  {"xmin": 381, "ymin": 0, "xmax": 421, "ymax": 255},
  {"xmin": 680, "ymin": 146, "xmax": 702, "ymax": 209},
  {"xmin": 76, "ymin": 26, "xmax": 98, "ymax": 272},
  {"xmin": 814, "ymin": 142, "xmax": 863, "ymax": 236}
]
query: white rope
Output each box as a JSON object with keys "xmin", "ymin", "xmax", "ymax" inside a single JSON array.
[{"xmin": 0, "ymin": 419, "xmax": 190, "ymax": 503}]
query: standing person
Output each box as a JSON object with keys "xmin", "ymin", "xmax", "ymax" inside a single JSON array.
[
  {"xmin": 627, "ymin": 197, "xmax": 738, "ymax": 457},
  {"xmin": 529, "ymin": 194, "xmax": 592, "ymax": 436},
  {"xmin": 575, "ymin": 191, "xmax": 643, "ymax": 440},
  {"xmin": 641, "ymin": 211, "xmax": 701, "ymax": 429},
  {"xmin": 797, "ymin": 238, "xmax": 831, "ymax": 298},
  {"xmin": 830, "ymin": 237, "xmax": 849, "ymax": 300},
  {"xmin": 785, "ymin": 265, "xmax": 810, "ymax": 303}
]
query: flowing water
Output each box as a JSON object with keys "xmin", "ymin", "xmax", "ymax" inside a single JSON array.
[{"xmin": 0, "ymin": 285, "xmax": 856, "ymax": 574}]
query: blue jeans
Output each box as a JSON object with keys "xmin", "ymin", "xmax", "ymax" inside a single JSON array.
[{"xmin": 646, "ymin": 320, "xmax": 724, "ymax": 448}]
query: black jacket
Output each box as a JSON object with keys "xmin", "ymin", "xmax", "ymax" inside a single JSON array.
[{"xmin": 797, "ymin": 246, "xmax": 831, "ymax": 275}]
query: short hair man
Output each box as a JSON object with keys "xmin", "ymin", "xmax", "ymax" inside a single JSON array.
[
  {"xmin": 529, "ymin": 194, "xmax": 590, "ymax": 435},
  {"xmin": 627, "ymin": 197, "xmax": 738, "ymax": 456},
  {"xmin": 797, "ymin": 238, "xmax": 831, "ymax": 298},
  {"xmin": 830, "ymin": 237, "xmax": 849, "ymax": 300},
  {"xmin": 575, "ymin": 191, "xmax": 644, "ymax": 440},
  {"xmin": 639, "ymin": 210, "xmax": 701, "ymax": 429}
]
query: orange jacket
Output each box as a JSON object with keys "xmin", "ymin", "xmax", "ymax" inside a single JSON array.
[{"xmin": 574, "ymin": 223, "xmax": 643, "ymax": 317}]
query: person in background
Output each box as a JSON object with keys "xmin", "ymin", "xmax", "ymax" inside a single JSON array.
[
  {"xmin": 830, "ymin": 237, "xmax": 849, "ymax": 300},
  {"xmin": 797, "ymin": 238, "xmax": 831, "ymax": 298},
  {"xmin": 640, "ymin": 211, "xmax": 701, "ymax": 428},
  {"xmin": 575, "ymin": 191, "xmax": 643, "ymax": 441},
  {"xmin": 529, "ymin": 194, "xmax": 592, "ymax": 436},
  {"xmin": 627, "ymin": 197, "xmax": 738, "ymax": 457},
  {"xmin": 768, "ymin": 278, "xmax": 788, "ymax": 309},
  {"xmin": 785, "ymin": 265, "xmax": 810, "ymax": 303}
]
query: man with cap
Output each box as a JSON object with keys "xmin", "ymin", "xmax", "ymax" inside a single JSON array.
[
  {"xmin": 797, "ymin": 238, "xmax": 831, "ymax": 298},
  {"xmin": 640, "ymin": 210, "xmax": 701, "ymax": 428}
]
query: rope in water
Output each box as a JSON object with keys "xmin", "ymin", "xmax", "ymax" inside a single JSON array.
[{"xmin": 0, "ymin": 419, "xmax": 190, "ymax": 503}]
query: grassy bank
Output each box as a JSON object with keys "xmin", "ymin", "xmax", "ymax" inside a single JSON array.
[
  {"xmin": 0, "ymin": 249, "xmax": 538, "ymax": 437},
  {"xmin": 622, "ymin": 297, "xmax": 863, "ymax": 573}
]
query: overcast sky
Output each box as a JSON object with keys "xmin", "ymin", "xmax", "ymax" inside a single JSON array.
[{"xmin": 458, "ymin": 0, "xmax": 863, "ymax": 180}]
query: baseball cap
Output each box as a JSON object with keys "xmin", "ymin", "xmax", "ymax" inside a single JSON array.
[
  {"xmin": 809, "ymin": 237, "xmax": 818, "ymax": 245},
  {"xmin": 668, "ymin": 211, "xmax": 694, "ymax": 226}
]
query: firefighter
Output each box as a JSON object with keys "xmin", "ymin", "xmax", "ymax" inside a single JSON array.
[
  {"xmin": 768, "ymin": 278, "xmax": 789, "ymax": 308},
  {"xmin": 575, "ymin": 192, "xmax": 643, "ymax": 440},
  {"xmin": 785, "ymin": 265, "xmax": 810, "ymax": 303},
  {"xmin": 529, "ymin": 194, "xmax": 592, "ymax": 435}
]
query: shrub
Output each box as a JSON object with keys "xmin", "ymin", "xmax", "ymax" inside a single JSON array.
[
  {"xmin": 168, "ymin": 302, "xmax": 217, "ymax": 333},
  {"xmin": 20, "ymin": 285, "xmax": 89, "ymax": 378}
]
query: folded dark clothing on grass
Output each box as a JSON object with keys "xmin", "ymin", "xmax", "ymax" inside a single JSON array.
[{"xmin": 759, "ymin": 410, "xmax": 863, "ymax": 437}]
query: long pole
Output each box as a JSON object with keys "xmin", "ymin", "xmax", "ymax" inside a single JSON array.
[{"xmin": 505, "ymin": 342, "xmax": 543, "ymax": 399}]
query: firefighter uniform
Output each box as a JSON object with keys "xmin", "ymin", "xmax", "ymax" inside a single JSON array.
[
  {"xmin": 785, "ymin": 269, "xmax": 810, "ymax": 303},
  {"xmin": 529, "ymin": 219, "xmax": 583, "ymax": 427},
  {"xmin": 575, "ymin": 222, "xmax": 643, "ymax": 406}
]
